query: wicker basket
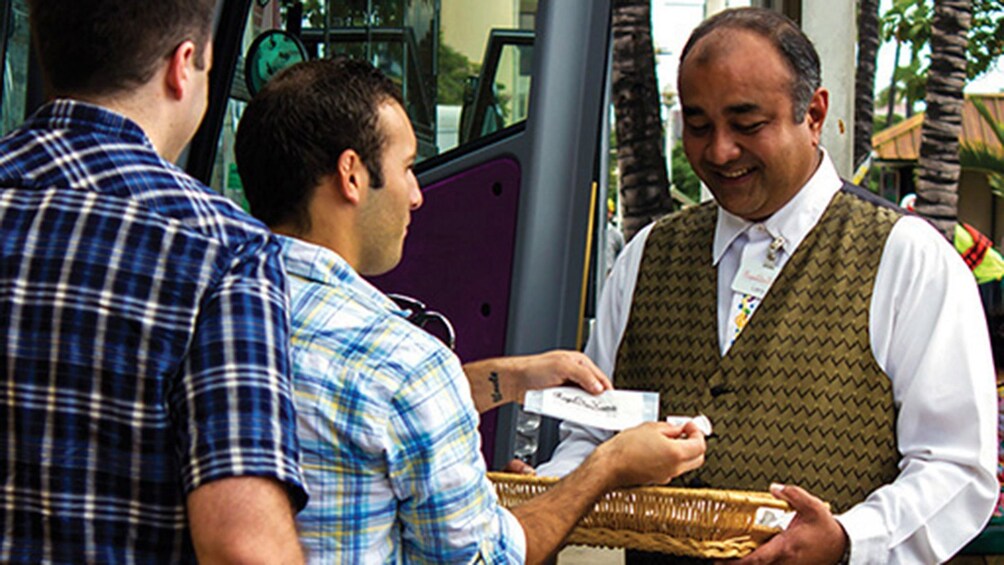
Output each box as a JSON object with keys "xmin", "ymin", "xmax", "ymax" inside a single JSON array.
[{"xmin": 488, "ymin": 472, "xmax": 792, "ymax": 559}]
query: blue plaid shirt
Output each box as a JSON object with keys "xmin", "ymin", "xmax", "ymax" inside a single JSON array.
[
  {"xmin": 0, "ymin": 101, "xmax": 307, "ymax": 563},
  {"xmin": 282, "ymin": 236, "xmax": 526, "ymax": 564}
]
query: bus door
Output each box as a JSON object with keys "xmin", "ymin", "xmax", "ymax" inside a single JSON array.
[
  {"xmin": 202, "ymin": 0, "xmax": 613, "ymax": 469},
  {"xmin": 0, "ymin": 0, "xmax": 614, "ymax": 470}
]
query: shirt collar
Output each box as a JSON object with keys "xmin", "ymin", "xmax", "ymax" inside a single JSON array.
[
  {"xmin": 712, "ymin": 148, "xmax": 842, "ymax": 264},
  {"xmin": 23, "ymin": 99, "xmax": 156, "ymax": 149},
  {"xmin": 278, "ymin": 235, "xmax": 406, "ymax": 316}
]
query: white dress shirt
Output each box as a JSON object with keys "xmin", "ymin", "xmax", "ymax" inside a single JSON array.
[{"xmin": 537, "ymin": 152, "xmax": 998, "ymax": 564}]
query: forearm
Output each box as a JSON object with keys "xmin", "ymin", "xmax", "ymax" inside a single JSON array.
[
  {"xmin": 462, "ymin": 357, "xmax": 523, "ymax": 413},
  {"xmin": 510, "ymin": 444, "xmax": 618, "ymax": 564},
  {"xmin": 463, "ymin": 351, "xmax": 611, "ymax": 413},
  {"xmin": 188, "ymin": 476, "xmax": 304, "ymax": 564},
  {"xmin": 835, "ymin": 461, "xmax": 997, "ymax": 564}
]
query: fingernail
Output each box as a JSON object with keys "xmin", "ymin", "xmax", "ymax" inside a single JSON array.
[{"xmin": 769, "ymin": 483, "xmax": 785, "ymax": 494}]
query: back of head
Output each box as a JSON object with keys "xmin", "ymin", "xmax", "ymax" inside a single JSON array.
[
  {"xmin": 679, "ymin": 7, "xmax": 820, "ymax": 121},
  {"xmin": 28, "ymin": 0, "xmax": 215, "ymax": 98},
  {"xmin": 235, "ymin": 57, "xmax": 404, "ymax": 232}
]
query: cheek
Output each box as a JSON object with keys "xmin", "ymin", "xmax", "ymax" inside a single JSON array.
[{"xmin": 681, "ymin": 138, "xmax": 702, "ymax": 165}]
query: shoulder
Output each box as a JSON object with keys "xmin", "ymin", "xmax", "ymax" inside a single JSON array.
[
  {"xmin": 883, "ymin": 215, "xmax": 966, "ymax": 273},
  {"xmin": 133, "ymin": 162, "xmax": 276, "ymax": 253},
  {"xmin": 288, "ymin": 277, "xmax": 461, "ymax": 397},
  {"xmin": 835, "ymin": 181, "xmax": 904, "ymax": 225}
]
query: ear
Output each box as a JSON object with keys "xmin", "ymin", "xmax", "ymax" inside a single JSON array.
[
  {"xmin": 806, "ymin": 87, "xmax": 828, "ymax": 147},
  {"xmin": 164, "ymin": 40, "xmax": 198, "ymax": 101},
  {"xmin": 335, "ymin": 148, "xmax": 370, "ymax": 205}
]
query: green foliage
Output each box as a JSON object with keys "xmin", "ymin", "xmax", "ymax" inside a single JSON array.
[
  {"xmin": 437, "ymin": 38, "xmax": 478, "ymax": 106},
  {"xmin": 960, "ymin": 98, "xmax": 1004, "ymax": 197},
  {"xmin": 881, "ymin": 0, "xmax": 1004, "ymax": 81},
  {"xmin": 670, "ymin": 140, "xmax": 701, "ymax": 203},
  {"xmin": 873, "ymin": 112, "xmax": 904, "ymax": 133},
  {"xmin": 293, "ymin": 0, "xmax": 411, "ymax": 29}
]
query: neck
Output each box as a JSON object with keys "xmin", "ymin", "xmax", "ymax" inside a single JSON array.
[
  {"xmin": 74, "ymin": 85, "xmax": 186, "ymax": 162},
  {"xmin": 274, "ymin": 221, "xmax": 363, "ymax": 273}
]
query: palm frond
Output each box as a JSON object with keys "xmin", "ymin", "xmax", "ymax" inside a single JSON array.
[
  {"xmin": 960, "ymin": 141, "xmax": 1004, "ymax": 198},
  {"xmin": 971, "ymin": 98, "xmax": 1004, "ymax": 147}
]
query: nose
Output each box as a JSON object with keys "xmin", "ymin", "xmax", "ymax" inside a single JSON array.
[
  {"xmin": 410, "ymin": 174, "xmax": 423, "ymax": 211},
  {"xmin": 705, "ymin": 129, "xmax": 741, "ymax": 166}
]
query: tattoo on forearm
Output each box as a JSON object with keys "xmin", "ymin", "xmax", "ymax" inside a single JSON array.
[{"xmin": 489, "ymin": 371, "xmax": 503, "ymax": 403}]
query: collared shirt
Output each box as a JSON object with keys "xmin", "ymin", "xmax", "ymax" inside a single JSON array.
[
  {"xmin": 539, "ymin": 151, "xmax": 998, "ymax": 564},
  {"xmin": 282, "ymin": 236, "xmax": 525, "ymax": 564},
  {"xmin": 0, "ymin": 100, "xmax": 306, "ymax": 563}
]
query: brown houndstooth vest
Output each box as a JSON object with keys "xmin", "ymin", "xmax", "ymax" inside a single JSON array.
[{"xmin": 614, "ymin": 185, "xmax": 902, "ymax": 512}]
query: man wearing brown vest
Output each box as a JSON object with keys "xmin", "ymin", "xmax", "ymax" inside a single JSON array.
[{"xmin": 538, "ymin": 7, "xmax": 997, "ymax": 564}]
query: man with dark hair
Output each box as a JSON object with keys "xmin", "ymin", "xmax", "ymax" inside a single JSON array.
[
  {"xmin": 0, "ymin": 1, "xmax": 307, "ymax": 562},
  {"xmin": 540, "ymin": 7, "xmax": 997, "ymax": 564},
  {"xmin": 234, "ymin": 56, "xmax": 707, "ymax": 564}
]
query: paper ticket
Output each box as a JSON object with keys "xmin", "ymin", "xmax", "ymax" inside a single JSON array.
[
  {"xmin": 523, "ymin": 387, "xmax": 659, "ymax": 431},
  {"xmin": 664, "ymin": 414, "xmax": 714, "ymax": 436},
  {"xmin": 753, "ymin": 506, "xmax": 795, "ymax": 530}
]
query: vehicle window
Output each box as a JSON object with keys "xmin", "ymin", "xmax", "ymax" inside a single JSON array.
[
  {"xmin": 206, "ymin": 0, "xmax": 538, "ymax": 202},
  {"xmin": 486, "ymin": 41, "xmax": 533, "ymax": 134},
  {"xmin": 1, "ymin": 0, "xmax": 30, "ymax": 136}
]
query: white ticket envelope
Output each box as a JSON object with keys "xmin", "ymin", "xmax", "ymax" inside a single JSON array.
[
  {"xmin": 523, "ymin": 387, "xmax": 659, "ymax": 431},
  {"xmin": 664, "ymin": 414, "xmax": 714, "ymax": 436}
]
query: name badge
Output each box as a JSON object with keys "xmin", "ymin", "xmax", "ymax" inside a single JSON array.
[{"xmin": 731, "ymin": 258, "xmax": 779, "ymax": 299}]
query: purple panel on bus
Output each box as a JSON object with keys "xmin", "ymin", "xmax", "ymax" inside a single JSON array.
[{"xmin": 369, "ymin": 157, "xmax": 521, "ymax": 465}]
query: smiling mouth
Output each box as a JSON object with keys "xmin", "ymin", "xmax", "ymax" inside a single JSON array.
[{"xmin": 718, "ymin": 166, "xmax": 755, "ymax": 179}]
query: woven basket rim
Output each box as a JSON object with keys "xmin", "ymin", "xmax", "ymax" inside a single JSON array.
[
  {"xmin": 487, "ymin": 471, "xmax": 790, "ymax": 509},
  {"xmin": 487, "ymin": 471, "xmax": 794, "ymax": 557}
]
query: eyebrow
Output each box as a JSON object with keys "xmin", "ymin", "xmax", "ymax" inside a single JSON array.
[
  {"xmin": 725, "ymin": 103, "xmax": 760, "ymax": 115},
  {"xmin": 681, "ymin": 103, "xmax": 762, "ymax": 118},
  {"xmin": 681, "ymin": 105, "xmax": 704, "ymax": 118}
]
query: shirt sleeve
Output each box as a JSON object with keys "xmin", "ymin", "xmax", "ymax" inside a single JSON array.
[
  {"xmin": 836, "ymin": 216, "xmax": 998, "ymax": 564},
  {"xmin": 535, "ymin": 225, "xmax": 651, "ymax": 478},
  {"xmin": 170, "ymin": 234, "xmax": 307, "ymax": 509},
  {"xmin": 388, "ymin": 345, "xmax": 526, "ymax": 564}
]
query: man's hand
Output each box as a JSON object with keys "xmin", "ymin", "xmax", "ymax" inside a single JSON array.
[
  {"xmin": 503, "ymin": 458, "xmax": 537, "ymax": 475},
  {"xmin": 505, "ymin": 350, "xmax": 612, "ymax": 400},
  {"xmin": 463, "ymin": 350, "xmax": 612, "ymax": 412},
  {"xmin": 732, "ymin": 484, "xmax": 848, "ymax": 565},
  {"xmin": 511, "ymin": 421, "xmax": 703, "ymax": 564},
  {"xmin": 596, "ymin": 421, "xmax": 706, "ymax": 488}
]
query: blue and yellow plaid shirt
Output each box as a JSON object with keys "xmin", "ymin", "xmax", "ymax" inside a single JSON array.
[
  {"xmin": 282, "ymin": 236, "xmax": 526, "ymax": 564},
  {"xmin": 0, "ymin": 101, "xmax": 306, "ymax": 563}
]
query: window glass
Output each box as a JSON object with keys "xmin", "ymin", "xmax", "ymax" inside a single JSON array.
[
  {"xmin": 1, "ymin": 0, "xmax": 30, "ymax": 135},
  {"xmin": 476, "ymin": 41, "xmax": 532, "ymax": 140},
  {"xmin": 206, "ymin": 0, "xmax": 537, "ymax": 199}
]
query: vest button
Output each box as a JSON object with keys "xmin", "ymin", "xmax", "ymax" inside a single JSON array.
[{"xmin": 710, "ymin": 384, "xmax": 731, "ymax": 397}]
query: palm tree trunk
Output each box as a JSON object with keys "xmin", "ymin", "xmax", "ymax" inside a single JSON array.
[
  {"xmin": 854, "ymin": 0, "xmax": 880, "ymax": 169},
  {"xmin": 914, "ymin": 0, "xmax": 971, "ymax": 240},
  {"xmin": 611, "ymin": 0, "xmax": 673, "ymax": 242}
]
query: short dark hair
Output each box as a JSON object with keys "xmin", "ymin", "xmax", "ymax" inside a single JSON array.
[
  {"xmin": 235, "ymin": 57, "xmax": 404, "ymax": 232},
  {"xmin": 679, "ymin": 7, "xmax": 821, "ymax": 122},
  {"xmin": 28, "ymin": 0, "xmax": 215, "ymax": 97}
]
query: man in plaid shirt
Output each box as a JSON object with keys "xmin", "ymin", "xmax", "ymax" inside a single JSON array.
[
  {"xmin": 235, "ymin": 57, "xmax": 707, "ymax": 564},
  {"xmin": 0, "ymin": 1, "xmax": 307, "ymax": 562}
]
